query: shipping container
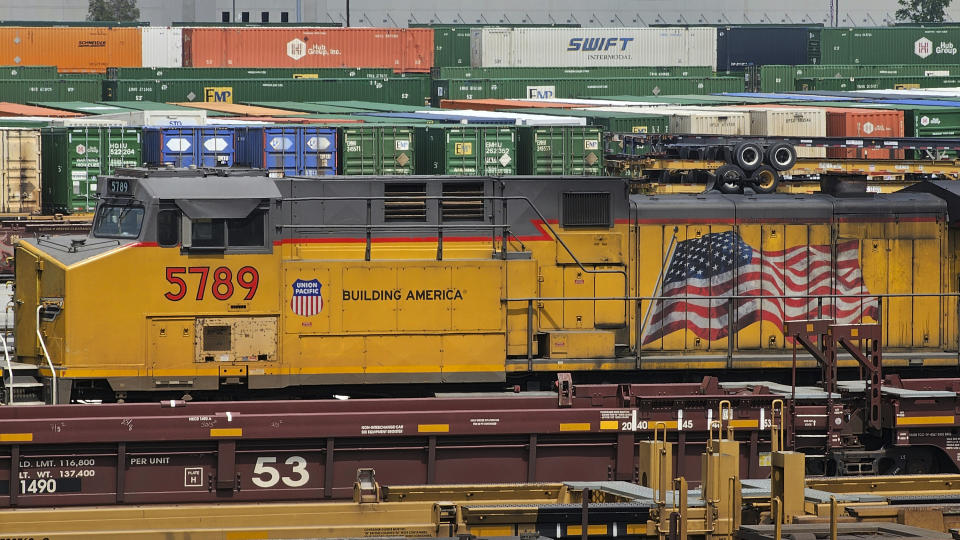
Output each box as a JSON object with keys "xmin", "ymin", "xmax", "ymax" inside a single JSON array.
[
  {"xmin": 517, "ymin": 126, "xmax": 603, "ymax": 175},
  {"xmin": 414, "ymin": 126, "xmax": 517, "ymax": 175},
  {"xmin": 716, "ymin": 26, "xmax": 815, "ymax": 71},
  {"xmin": 102, "ymin": 78, "xmax": 431, "ymax": 107},
  {"xmin": 820, "ymin": 27, "xmax": 960, "ymax": 65},
  {"xmin": 740, "ymin": 106, "xmax": 827, "ymax": 158},
  {"xmin": 41, "ymin": 127, "xmax": 142, "ymax": 213},
  {"xmin": 440, "ymin": 99, "xmax": 598, "ymax": 111},
  {"xmin": 508, "ymin": 107, "xmax": 671, "ymax": 134},
  {"xmin": 0, "ymin": 79, "xmax": 100, "ymax": 104},
  {"xmin": 433, "ymin": 66, "xmax": 715, "ymax": 79},
  {"xmin": 586, "ymin": 107, "xmax": 750, "ymax": 135},
  {"xmin": 236, "ymin": 126, "xmax": 337, "ymax": 176},
  {"xmin": 245, "ymin": 101, "xmax": 368, "ymax": 114},
  {"xmin": 432, "ymin": 77, "xmax": 744, "ymax": 105},
  {"xmin": 795, "ymin": 75, "xmax": 960, "ymax": 91},
  {"xmin": 0, "ymin": 27, "xmax": 141, "ymax": 73},
  {"xmin": 0, "ymin": 65, "xmax": 58, "ymax": 79},
  {"xmin": 0, "ymin": 128, "xmax": 41, "ymax": 214},
  {"xmin": 824, "ymin": 107, "xmax": 906, "ymax": 159},
  {"xmin": 182, "ymin": 27, "xmax": 433, "ymax": 72},
  {"xmin": 339, "ymin": 125, "xmax": 415, "ymax": 175},
  {"xmin": 470, "ymin": 27, "xmax": 717, "ymax": 69},
  {"xmin": 426, "ymin": 26, "xmax": 472, "ymax": 68},
  {"xmin": 97, "ymin": 109, "xmax": 208, "ymax": 127},
  {"xmin": 357, "ymin": 111, "xmax": 516, "ymax": 125},
  {"xmin": 140, "ymin": 27, "xmax": 183, "ymax": 68},
  {"xmin": 101, "ymin": 100, "xmax": 226, "ymax": 114},
  {"xmin": 760, "ymin": 63, "xmax": 960, "ymax": 92},
  {"xmin": 31, "ymin": 102, "xmax": 134, "ymax": 115},
  {"xmin": 107, "ymin": 66, "xmax": 418, "ymax": 80},
  {"xmin": 143, "ymin": 127, "xmax": 236, "ymax": 167}
]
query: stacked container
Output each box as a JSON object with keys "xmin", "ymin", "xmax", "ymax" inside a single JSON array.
[
  {"xmin": 143, "ymin": 127, "xmax": 237, "ymax": 167},
  {"xmin": 140, "ymin": 27, "xmax": 183, "ymax": 68},
  {"xmin": 0, "ymin": 27, "xmax": 141, "ymax": 72},
  {"xmin": 182, "ymin": 28, "xmax": 434, "ymax": 72},
  {"xmin": 41, "ymin": 127, "xmax": 142, "ymax": 213},
  {"xmin": 237, "ymin": 126, "xmax": 338, "ymax": 176},
  {"xmin": 739, "ymin": 106, "xmax": 828, "ymax": 158},
  {"xmin": 414, "ymin": 126, "xmax": 517, "ymax": 175},
  {"xmin": 0, "ymin": 129, "xmax": 42, "ymax": 214},
  {"xmin": 824, "ymin": 108, "xmax": 905, "ymax": 159},
  {"xmin": 339, "ymin": 126, "xmax": 415, "ymax": 175},
  {"xmin": 517, "ymin": 126, "xmax": 603, "ymax": 175},
  {"xmin": 469, "ymin": 27, "xmax": 717, "ymax": 69}
]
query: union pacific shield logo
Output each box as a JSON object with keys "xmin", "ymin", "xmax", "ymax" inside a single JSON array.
[{"xmin": 291, "ymin": 279, "xmax": 323, "ymax": 316}]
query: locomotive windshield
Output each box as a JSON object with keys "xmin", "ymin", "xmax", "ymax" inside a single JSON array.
[{"xmin": 93, "ymin": 205, "xmax": 145, "ymax": 239}]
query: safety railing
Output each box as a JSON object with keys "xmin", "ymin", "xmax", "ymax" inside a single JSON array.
[{"xmin": 503, "ymin": 292, "xmax": 960, "ymax": 369}]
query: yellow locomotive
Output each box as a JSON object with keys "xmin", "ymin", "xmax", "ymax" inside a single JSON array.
[{"xmin": 10, "ymin": 171, "xmax": 959, "ymax": 402}]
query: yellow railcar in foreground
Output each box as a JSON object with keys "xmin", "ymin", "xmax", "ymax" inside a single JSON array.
[{"xmin": 11, "ymin": 172, "xmax": 960, "ymax": 402}]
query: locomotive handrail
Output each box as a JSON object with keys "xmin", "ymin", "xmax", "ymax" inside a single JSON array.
[
  {"xmin": 36, "ymin": 305, "xmax": 56, "ymax": 405},
  {"xmin": 503, "ymin": 292, "xmax": 960, "ymax": 366}
]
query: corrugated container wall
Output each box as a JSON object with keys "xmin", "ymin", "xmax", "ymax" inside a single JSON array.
[
  {"xmin": 470, "ymin": 27, "xmax": 717, "ymax": 70},
  {"xmin": 414, "ymin": 126, "xmax": 517, "ymax": 175},
  {"xmin": 0, "ymin": 27, "xmax": 141, "ymax": 73},
  {"xmin": 716, "ymin": 26, "xmax": 812, "ymax": 71},
  {"xmin": 745, "ymin": 107, "xmax": 827, "ymax": 158},
  {"xmin": 183, "ymin": 28, "xmax": 433, "ymax": 72},
  {"xmin": 339, "ymin": 126, "xmax": 415, "ymax": 175},
  {"xmin": 141, "ymin": 27, "xmax": 183, "ymax": 68},
  {"xmin": 0, "ymin": 129, "xmax": 41, "ymax": 214},
  {"xmin": 820, "ymin": 27, "xmax": 960, "ymax": 65},
  {"xmin": 824, "ymin": 108, "xmax": 905, "ymax": 159}
]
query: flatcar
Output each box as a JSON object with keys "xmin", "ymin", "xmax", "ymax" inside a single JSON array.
[{"xmin": 10, "ymin": 171, "xmax": 960, "ymax": 402}]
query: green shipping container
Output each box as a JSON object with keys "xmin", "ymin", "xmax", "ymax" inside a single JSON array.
[
  {"xmin": 517, "ymin": 126, "xmax": 603, "ymax": 176},
  {"xmin": 795, "ymin": 75, "xmax": 960, "ymax": 91},
  {"xmin": 433, "ymin": 66, "xmax": 715, "ymax": 79},
  {"xmin": 429, "ymin": 26, "xmax": 472, "ymax": 68},
  {"xmin": 820, "ymin": 27, "xmax": 960, "ymax": 65},
  {"xmin": 0, "ymin": 80, "xmax": 100, "ymax": 104},
  {"xmin": 41, "ymin": 127, "xmax": 142, "ymax": 214},
  {"xmin": 432, "ymin": 77, "xmax": 744, "ymax": 105},
  {"xmin": 103, "ymin": 78, "xmax": 431, "ymax": 107},
  {"xmin": 339, "ymin": 126, "xmax": 416, "ymax": 175},
  {"xmin": 0, "ymin": 66, "xmax": 59, "ymax": 79},
  {"xmin": 414, "ymin": 126, "xmax": 517, "ymax": 176},
  {"xmin": 106, "ymin": 67, "xmax": 420, "ymax": 80}
]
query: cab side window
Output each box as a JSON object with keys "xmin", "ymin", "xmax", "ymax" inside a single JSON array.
[{"xmin": 157, "ymin": 208, "xmax": 180, "ymax": 247}]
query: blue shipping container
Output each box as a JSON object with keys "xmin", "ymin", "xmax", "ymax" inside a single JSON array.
[
  {"xmin": 237, "ymin": 127, "xmax": 337, "ymax": 176},
  {"xmin": 143, "ymin": 127, "xmax": 237, "ymax": 167}
]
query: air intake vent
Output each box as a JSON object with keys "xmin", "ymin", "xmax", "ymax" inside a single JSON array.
[
  {"xmin": 562, "ymin": 192, "xmax": 611, "ymax": 228},
  {"xmin": 384, "ymin": 183, "xmax": 427, "ymax": 222},
  {"xmin": 442, "ymin": 182, "xmax": 485, "ymax": 221}
]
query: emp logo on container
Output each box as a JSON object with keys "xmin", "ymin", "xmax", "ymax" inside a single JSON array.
[
  {"xmin": 204, "ymin": 87, "xmax": 233, "ymax": 103},
  {"xmin": 567, "ymin": 37, "xmax": 635, "ymax": 52},
  {"xmin": 526, "ymin": 86, "xmax": 555, "ymax": 99}
]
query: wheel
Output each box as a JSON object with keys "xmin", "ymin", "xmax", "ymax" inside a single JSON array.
[
  {"xmin": 765, "ymin": 142, "xmax": 796, "ymax": 171},
  {"xmin": 712, "ymin": 164, "xmax": 746, "ymax": 194},
  {"xmin": 749, "ymin": 164, "xmax": 781, "ymax": 194},
  {"xmin": 733, "ymin": 141, "xmax": 763, "ymax": 171}
]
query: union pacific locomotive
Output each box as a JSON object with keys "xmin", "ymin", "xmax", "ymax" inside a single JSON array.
[{"xmin": 11, "ymin": 170, "xmax": 960, "ymax": 402}]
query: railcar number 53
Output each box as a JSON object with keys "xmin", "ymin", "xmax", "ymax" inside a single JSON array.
[{"xmin": 164, "ymin": 266, "xmax": 260, "ymax": 301}]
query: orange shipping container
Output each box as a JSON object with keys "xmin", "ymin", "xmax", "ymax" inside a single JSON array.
[
  {"xmin": 0, "ymin": 102, "xmax": 82, "ymax": 117},
  {"xmin": 0, "ymin": 27, "xmax": 141, "ymax": 73},
  {"xmin": 183, "ymin": 28, "xmax": 433, "ymax": 72},
  {"xmin": 824, "ymin": 107, "xmax": 905, "ymax": 160}
]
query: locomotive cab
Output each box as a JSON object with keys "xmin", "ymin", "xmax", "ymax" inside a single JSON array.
[{"xmin": 14, "ymin": 172, "xmax": 282, "ymax": 402}]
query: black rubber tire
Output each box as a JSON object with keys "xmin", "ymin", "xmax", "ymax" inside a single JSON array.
[
  {"xmin": 733, "ymin": 141, "xmax": 763, "ymax": 172},
  {"xmin": 749, "ymin": 164, "xmax": 781, "ymax": 194},
  {"xmin": 765, "ymin": 142, "xmax": 797, "ymax": 171},
  {"xmin": 713, "ymin": 164, "xmax": 746, "ymax": 194}
]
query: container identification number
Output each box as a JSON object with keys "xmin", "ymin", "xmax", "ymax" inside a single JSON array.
[{"xmin": 164, "ymin": 266, "xmax": 259, "ymax": 301}]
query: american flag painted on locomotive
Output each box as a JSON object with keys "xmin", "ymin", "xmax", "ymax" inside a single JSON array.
[
  {"xmin": 642, "ymin": 231, "xmax": 878, "ymax": 344},
  {"xmin": 291, "ymin": 279, "xmax": 324, "ymax": 317}
]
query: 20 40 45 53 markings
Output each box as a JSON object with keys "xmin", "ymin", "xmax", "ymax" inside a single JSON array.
[{"xmin": 251, "ymin": 456, "xmax": 310, "ymax": 488}]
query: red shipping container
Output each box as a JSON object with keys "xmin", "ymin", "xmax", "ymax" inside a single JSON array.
[
  {"xmin": 183, "ymin": 28, "xmax": 433, "ymax": 72},
  {"xmin": 824, "ymin": 107, "xmax": 905, "ymax": 160}
]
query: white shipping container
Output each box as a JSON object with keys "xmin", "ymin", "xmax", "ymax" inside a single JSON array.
[
  {"xmin": 586, "ymin": 106, "xmax": 750, "ymax": 135},
  {"xmin": 95, "ymin": 110, "xmax": 207, "ymax": 127},
  {"xmin": 0, "ymin": 129, "xmax": 41, "ymax": 214},
  {"xmin": 141, "ymin": 27, "xmax": 183, "ymax": 68},
  {"xmin": 470, "ymin": 27, "xmax": 717, "ymax": 70},
  {"xmin": 743, "ymin": 107, "xmax": 826, "ymax": 158}
]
